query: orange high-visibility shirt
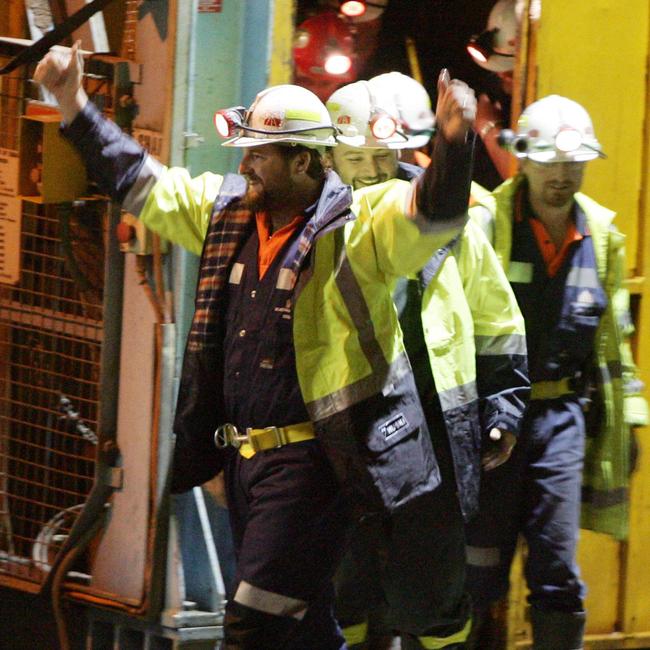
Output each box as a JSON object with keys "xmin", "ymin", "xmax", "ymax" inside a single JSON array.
[
  {"xmin": 255, "ymin": 211, "xmax": 305, "ymax": 279},
  {"xmin": 515, "ymin": 190, "xmax": 583, "ymax": 278},
  {"xmin": 528, "ymin": 218, "xmax": 583, "ymax": 278}
]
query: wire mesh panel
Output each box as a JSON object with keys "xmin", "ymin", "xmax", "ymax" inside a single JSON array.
[{"xmin": 0, "ymin": 197, "xmax": 107, "ymax": 589}]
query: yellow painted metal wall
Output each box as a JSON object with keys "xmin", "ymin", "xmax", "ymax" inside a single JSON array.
[
  {"xmin": 535, "ymin": 0, "xmax": 648, "ymax": 275},
  {"xmin": 509, "ymin": 1, "xmax": 650, "ymax": 646}
]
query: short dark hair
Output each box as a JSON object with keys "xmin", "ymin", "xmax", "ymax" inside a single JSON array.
[{"xmin": 277, "ymin": 144, "xmax": 325, "ymax": 181}]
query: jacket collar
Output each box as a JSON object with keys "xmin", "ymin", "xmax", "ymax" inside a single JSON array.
[{"xmin": 310, "ymin": 169, "xmax": 354, "ymax": 235}]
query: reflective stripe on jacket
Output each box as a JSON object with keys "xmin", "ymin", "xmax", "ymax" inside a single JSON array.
[
  {"xmin": 470, "ymin": 175, "xmax": 649, "ymax": 539},
  {"xmin": 397, "ymin": 165, "xmax": 529, "ymax": 520},
  {"xmin": 419, "ymin": 218, "xmax": 529, "ymax": 520}
]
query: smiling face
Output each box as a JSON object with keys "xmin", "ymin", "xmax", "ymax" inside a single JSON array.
[
  {"xmin": 522, "ymin": 158, "xmax": 586, "ymax": 211},
  {"xmin": 331, "ymin": 142, "xmax": 399, "ymax": 189},
  {"xmin": 238, "ymin": 144, "xmax": 294, "ymax": 210}
]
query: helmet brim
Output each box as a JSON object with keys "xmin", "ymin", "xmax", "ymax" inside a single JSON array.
[
  {"xmin": 473, "ymin": 52, "xmax": 515, "ymax": 73},
  {"xmin": 385, "ymin": 133, "xmax": 431, "ymax": 150},
  {"xmin": 222, "ymin": 134, "xmax": 336, "ymax": 149},
  {"xmin": 519, "ymin": 149, "xmax": 601, "ymax": 163},
  {"xmin": 336, "ymin": 133, "xmax": 411, "ymax": 149}
]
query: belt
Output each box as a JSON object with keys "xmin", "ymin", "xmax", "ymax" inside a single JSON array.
[
  {"xmin": 530, "ymin": 377, "xmax": 575, "ymax": 401},
  {"xmin": 214, "ymin": 421, "xmax": 316, "ymax": 459}
]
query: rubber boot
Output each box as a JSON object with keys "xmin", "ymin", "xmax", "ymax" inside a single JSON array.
[{"xmin": 530, "ymin": 607, "xmax": 586, "ymax": 650}]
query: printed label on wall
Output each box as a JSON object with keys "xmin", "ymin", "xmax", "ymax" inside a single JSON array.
[
  {"xmin": 198, "ymin": 0, "xmax": 223, "ymax": 12},
  {"xmin": 132, "ymin": 129, "xmax": 164, "ymax": 161},
  {"xmin": 0, "ymin": 149, "xmax": 21, "ymax": 284}
]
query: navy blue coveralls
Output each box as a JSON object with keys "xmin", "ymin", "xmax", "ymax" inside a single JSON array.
[
  {"xmin": 334, "ymin": 274, "xmax": 470, "ymax": 646},
  {"xmin": 465, "ymin": 186, "xmax": 607, "ymax": 617},
  {"xmin": 333, "ymin": 163, "xmax": 470, "ymax": 649},
  {"xmin": 222, "ymin": 216, "xmax": 350, "ymax": 649}
]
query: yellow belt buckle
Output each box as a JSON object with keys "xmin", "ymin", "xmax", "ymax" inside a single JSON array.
[{"xmin": 247, "ymin": 426, "xmax": 285, "ymax": 452}]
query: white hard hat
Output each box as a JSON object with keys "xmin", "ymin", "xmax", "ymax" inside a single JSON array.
[
  {"xmin": 468, "ymin": 0, "xmax": 519, "ymax": 72},
  {"xmin": 219, "ymin": 84, "xmax": 337, "ymax": 149},
  {"xmin": 368, "ymin": 72, "xmax": 435, "ymax": 149},
  {"xmin": 512, "ymin": 95, "xmax": 602, "ymax": 162},
  {"xmin": 326, "ymin": 80, "xmax": 407, "ymax": 148}
]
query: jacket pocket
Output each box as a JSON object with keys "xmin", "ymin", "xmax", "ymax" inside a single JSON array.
[{"xmin": 315, "ymin": 371, "xmax": 441, "ymax": 515}]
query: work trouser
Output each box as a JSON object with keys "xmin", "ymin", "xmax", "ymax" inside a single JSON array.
[
  {"xmin": 223, "ymin": 439, "xmax": 350, "ymax": 649},
  {"xmin": 335, "ymin": 454, "xmax": 471, "ymax": 648},
  {"xmin": 465, "ymin": 397, "xmax": 586, "ymax": 615}
]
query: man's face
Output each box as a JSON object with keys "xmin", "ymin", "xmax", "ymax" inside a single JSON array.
[
  {"xmin": 331, "ymin": 143, "xmax": 399, "ymax": 189},
  {"xmin": 239, "ymin": 144, "xmax": 293, "ymax": 210},
  {"xmin": 522, "ymin": 159, "xmax": 586, "ymax": 211}
]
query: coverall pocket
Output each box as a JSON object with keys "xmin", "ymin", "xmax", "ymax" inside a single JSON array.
[
  {"xmin": 364, "ymin": 381, "xmax": 441, "ymax": 511},
  {"xmin": 314, "ymin": 372, "xmax": 441, "ymax": 515}
]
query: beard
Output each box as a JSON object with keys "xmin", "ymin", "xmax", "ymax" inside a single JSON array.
[
  {"xmin": 243, "ymin": 180, "xmax": 265, "ymax": 211},
  {"xmin": 242, "ymin": 176, "xmax": 296, "ymax": 213},
  {"xmin": 543, "ymin": 186, "xmax": 574, "ymax": 209}
]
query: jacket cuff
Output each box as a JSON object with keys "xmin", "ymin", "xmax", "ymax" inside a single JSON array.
[
  {"xmin": 414, "ymin": 132, "xmax": 475, "ymax": 221},
  {"xmin": 483, "ymin": 409, "xmax": 523, "ymax": 438}
]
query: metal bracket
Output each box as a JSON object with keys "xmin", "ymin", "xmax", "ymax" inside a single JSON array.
[{"xmin": 183, "ymin": 132, "xmax": 205, "ymax": 149}]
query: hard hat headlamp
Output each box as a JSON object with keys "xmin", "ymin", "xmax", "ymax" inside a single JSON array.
[
  {"xmin": 467, "ymin": 28, "xmax": 506, "ymax": 65},
  {"xmin": 498, "ymin": 127, "xmax": 607, "ymax": 160},
  {"xmin": 214, "ymin": 107, "xmax": 247, "ymax": 138},
  {"xmin": 370, "ymin": 111, "xmax": 398, "ymax": 141},
  {"xmin": 554, "ymin": 127, "xmax": 582, "ymax": 153},
  {"xmin": 339, "ymin": 1, "xmax": 366, "ymax": 17},
  {"xmin": 214, "ymin": 104, "xmax": 338, "ymax": 141}
]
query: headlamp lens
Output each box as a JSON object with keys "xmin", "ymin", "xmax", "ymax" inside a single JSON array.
[
  {"xmin": 466, "ymin": 43, "xmax": 488, "ymax": 63},
  {"xmin": 340, "ymin": 1, "xmax": 366, "ymax": 17},
  {"xmin": 213, "ymin": 107, "xmax": 245, "ymax": 138},
  {"xmin": 555, "ymin": 128, "xmax": 583, "ymax": 153},
  {"xmin": 370, "ymin": 113, "xmax": 398, "ymax": 140}
]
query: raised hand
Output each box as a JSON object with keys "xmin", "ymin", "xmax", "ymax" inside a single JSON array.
[
  {"xmin": 435, "ymin": 68, "xmax": 477, "ymax": 144},
  {"xmin": 33, "ymin": 41, "xmax": 87, "ymax": 123}
]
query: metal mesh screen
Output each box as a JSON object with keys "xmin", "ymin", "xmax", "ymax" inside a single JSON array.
[{"xmin": 0, "ymin": 72, "xmax": 108, "ymax": 590}]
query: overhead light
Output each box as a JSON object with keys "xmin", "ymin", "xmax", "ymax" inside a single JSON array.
[
  {"xmin": 293, "ymin": 11, "xmax": 356, "ymax": 83},
  {"xmin": 324, "ymin": 53, "xmax": 352, "ymax": 75},
  {"xmin": 340, "ymin": 1, "xmax": 367, "ymax": 18}
]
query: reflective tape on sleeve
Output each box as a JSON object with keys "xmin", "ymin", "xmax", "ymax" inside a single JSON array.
[
  {"xmin": 474, "ymin": 333, "xmax": 527, "ymax": 356},
  {"xmin": 122, "ymin": 154, "xmax": 165, "ymax": 216},
  {"xmin": 234, "ymin": 581, "xmax": 307, "ymax": 620},
  {"xmin": 466, "ymin": 545, "xmax": 501, "ymax": 567}
]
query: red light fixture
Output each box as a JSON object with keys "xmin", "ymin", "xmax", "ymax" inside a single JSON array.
[
  {"xmin": 340, "ymin": 1, "xmax": 367, "ymax": 18},
  {"xmin": 293, "ymin": 11, "xmax": 356, "ymax": 83}
]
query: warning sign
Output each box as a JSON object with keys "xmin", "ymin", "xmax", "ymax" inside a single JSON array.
[{"xmin": 0, "ymin": 149, "xmax": 21, "ymax": 284}]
